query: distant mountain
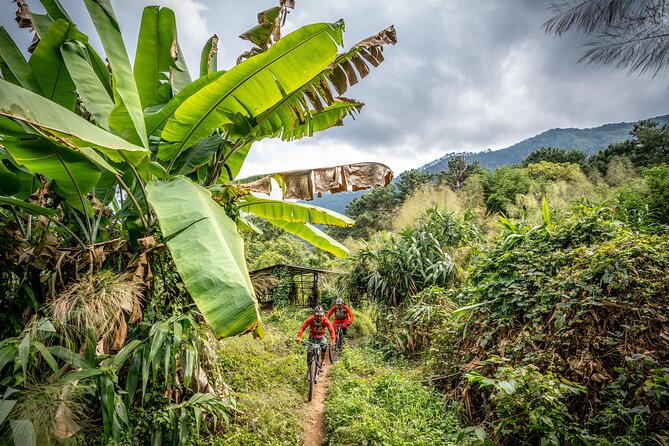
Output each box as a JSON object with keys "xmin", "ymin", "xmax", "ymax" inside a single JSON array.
[
  {"xmin": 309, "ymin": 114, "xmax": 669, "ymax": 213},
  {"xmin": 423, "ymin": 114, "xmax": 669, "ymax": 172}
]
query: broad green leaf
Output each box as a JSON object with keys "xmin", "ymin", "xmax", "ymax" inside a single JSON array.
[
  {"xmin": 38, "ymin": 0, "xmax": 72, "ymax": 22},
  {"xmin": 29, "ymin": 13, "xmax": 54, "ymax": 37},
  {"xmin": 542, "ymin": 196, "xmax": 551, "ymax": 225},
  {"xmin": 161, "ymin": 22, "xmax": 345, "ymax": 160},
  {"xmin": 0, "ymin": 27, "xmax": 42, "ymax": 94},
  {"xmin": 146, "ymin": 70, "xmax": 225, "ymax": 139},
  {"xmin": 170, "ymin": 40, "xmax": 192, "ymax": 95},
  {"xmin": 112, "ymin": 339, "xmax": 142, "ymax": 367},
  {"xmin": 134, "ymin": 6, "xmax": 177, "ymax": 109},
  {"xmin": 217, "ymin": 142, "xmax": 251, "ymax": 183},
  {"xmin": 170, "ymin": 135, "xmax": 223, "ymax": 176},
  {"xmin": 0, "ymin": 398, "xmax": 16, "ymax": 425},
  {"xmin": 0, "ymin": 345, "xmax": 17, "ymax": 375},
  {"xmin": 61, "ymin": 41, "xmax": 114, "ymax": 129},
  {"xmin": 10, "ymin": 420, "xmax": 36, "ymax": 446},
  {"xmin": 124, "ymin": 351, "xmax": 141, "ymax": 409},
  {"xmin": 0, "ymin": 163, "xmax": 20, "ymax": 195},
  {"xmin": 0, "ymin": 78, "xmax": 149, "ymax": 164},
  {"xmin": 146, "ymin": 178, "xmax": 261, "ymax": 338},
  {"xmin": 199, "ymin": 34, "xmax": 218, "ymax": 78},
  {"xmin": 48, "ymin": 345, "xmax": 94, "ymax": 370},
  {"xmin": 276, "ymin": 99, "xmax": 362, "ymax": 141},
  {"xmin": 237, "ymin": 196, "xmax": 354, "ymax": 226},
  {"xmin": 269, "ymin": 219, "xmax": 349, "ymax": 257},
  {"xmin": 84, "ymin": 0, "xmax": 148, "ymax": 148},
  {"xmin": 18, "ymin": 333, "xmax": 30, "ymax": 381},
  {"xmin": 2, "ymin": 138, "xmax": 101, "ymax": 214},
  {"xmin": 28, "ymin": 20, "xmax": 77, "ymax": 110},
  {"xmin": 31, "ymin": 340, "xmax": 59, "ymax": 373}
]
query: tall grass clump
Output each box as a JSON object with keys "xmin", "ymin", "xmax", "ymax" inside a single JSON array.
[{"xmin": 393, "ymin": 183, "xmax": 462, "ymax": 230}]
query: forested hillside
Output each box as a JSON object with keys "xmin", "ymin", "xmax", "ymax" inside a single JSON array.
[{"xmin": 311, "ymin": 114, "xmax": 669, "ymax": 213}]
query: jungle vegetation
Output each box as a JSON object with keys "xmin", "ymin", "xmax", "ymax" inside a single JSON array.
[{"xmin": 0, "ymin": 0, "xmax": 396, "ymax": 443}]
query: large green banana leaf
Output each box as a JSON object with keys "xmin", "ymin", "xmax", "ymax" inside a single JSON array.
[
  {"xmin": 38, "ymin": 0, "xmax": 71, "ymax": 22},
  {"xmin": 60, "ymin": 41, "xmax": 114, "ymax": 129},
  {"xmin": 146, "ymin": 70, "xmax": 226, "ymax": 139},
  {"xmin": 133, "ymin": 6, "xmax": 177, "ymax": 109},
  {"xmin": 199, "ymin": 35, "xmax": 218, "ymax": 78},
  {"xmin": 160, "ymin": 21, "xmax": 345, "ymax": 160},
  {"xmin": 237, "ymin": 195, "xmax": 354, "ymax": 226},
  {"xmin": 83, "ymin": 0, "xmax": 147, "ymax": 148},
  {"xmin": 0, "ymin": 27, "xmax": 42, "ymax": 94},
  {"xmin": 0, "ymin": 163, "xmax": 20, "ymax": 195},
  {"xmin": 170, "ymin": 135, "xmax": 223, "ymax": 176},
  {"xmin": 28, "ymin": 19, "xmax": 77, "ymax": 110},
  {"xmin": 2, "ymin": 138, "xmax": 101, "ymax": 214},
  {"xmin": 0, "ymin": 78, "xmax": 148, "ymax": 164},
  {"xmin": 267, "ymin": 219, "xmax": 348, "ymax": 257},
  {"xmin": 146, "ymin": 178, "xmax": 262, "ymax": 339}
]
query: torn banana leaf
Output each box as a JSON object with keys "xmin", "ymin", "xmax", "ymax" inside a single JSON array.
[{"xmin": 232, "ymin": 161, "xmax": 393, "ymax": 201}]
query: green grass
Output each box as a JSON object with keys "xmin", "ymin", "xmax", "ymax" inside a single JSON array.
[
  {"xmin": 324, "ymin": 347, "xmax": 460, "ymax": 446},
  {"xmin": 212, "ymin": 308, "xmax": 310, "ymax": 446}
]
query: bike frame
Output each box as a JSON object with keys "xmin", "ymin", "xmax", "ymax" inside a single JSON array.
[{"xmin": 303, "ymin": 340, "xmax": 323, "ymax": 402}]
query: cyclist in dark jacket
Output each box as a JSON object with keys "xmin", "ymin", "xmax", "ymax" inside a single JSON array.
[{"xmin": 296, "ymin": 306, "xmax": 335, "ymax": 372}]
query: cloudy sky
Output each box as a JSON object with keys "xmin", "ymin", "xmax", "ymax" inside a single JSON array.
[{"xmin": 2, "ymin": 0, "xmax": 668, "ymax": 178}]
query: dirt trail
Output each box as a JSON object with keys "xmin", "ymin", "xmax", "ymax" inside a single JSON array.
[{"xmin": 301, "ymin": 360, "xmax": 331, "ymax": 446}]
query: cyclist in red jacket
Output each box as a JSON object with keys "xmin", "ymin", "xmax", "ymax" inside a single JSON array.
[
  {"xmin": 296, "ymin": 306, "xmax": 335, "ymax": 372},
  {"xmin": 327, "ymin": 298, "xmax": 354, "ymax": 337}
]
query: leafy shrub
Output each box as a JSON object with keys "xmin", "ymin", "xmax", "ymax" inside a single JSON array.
[
  {"xmin": 424, "ymin": 201, "xmax": 669, "ymax": 443},
  {"xmin": 524, "ymin": 161, "xmax": 586, "ymax": 183},
  {"xmin": 464, "ymin": 363, "xmax": 588, "ymax": 445},
  {"xmin": 347, "ymin": 305, "xmax": 376, "ymax": 339},
  {"xmin": 339, "ymin": 208, "xmax": 480, "ymax": 306},
  {"xmin": 643, "ymin": 164, "xmax": 669, "ymax": 224}
]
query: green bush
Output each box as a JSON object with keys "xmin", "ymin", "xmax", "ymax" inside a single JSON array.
[
  {"xmin": 644, "ymin": 164, "xmax": 669, "ymax": 224},
  {"xmin": 464, "ymin": 363, "xmax": 589, "ymax": 445},
  {"xmin": 325, "ymin": 347, "xmax": 460, "ymax": 446}
]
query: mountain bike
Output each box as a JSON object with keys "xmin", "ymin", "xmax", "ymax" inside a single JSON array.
[
  {"xmin": 328, "ymin": 323, "xmax": 350, "ymax": 363},
  {"xmin": 302, "ymin": 340, "xmax": 324, "ymax": 402}
]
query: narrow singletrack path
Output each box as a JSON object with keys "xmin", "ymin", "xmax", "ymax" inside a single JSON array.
[{"xmin": 301, "ymin": 360, "xmax": 331, "ymax": 446}]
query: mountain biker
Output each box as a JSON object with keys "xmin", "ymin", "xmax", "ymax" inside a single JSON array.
[
  {"xmin": 296, "ymin": 306, "xmax": 335, "ymax": 372},
  {"xmin": 327, "ymin": 298, "xmax": 354, "ymax": 338}
]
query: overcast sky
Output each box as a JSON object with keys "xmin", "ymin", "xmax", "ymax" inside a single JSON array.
[{"xmin": 2, "ymin": 0, "xmax": 668, "ymax": 178}]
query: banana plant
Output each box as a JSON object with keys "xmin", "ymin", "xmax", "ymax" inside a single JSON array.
[{"xmin": 0, "ymin": 0, "xmax": 397, "ymax": 339}]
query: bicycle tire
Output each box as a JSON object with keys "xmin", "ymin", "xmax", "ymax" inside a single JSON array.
[
  {"xmin": 329, "ymin": 342, "xmax": 338, "ymax": 363},
  {"xmin": 308, "ymin": 357, "xmax": 316, "ymax": 402}
]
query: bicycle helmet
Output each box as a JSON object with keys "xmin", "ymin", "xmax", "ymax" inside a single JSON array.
[
  {"xmin": 335, "ymin": 298, "xmax": 344, "ymax": 305},
  {"xmin": 313, "ymin": 306, "xmax": 325, "ymax": 316}
]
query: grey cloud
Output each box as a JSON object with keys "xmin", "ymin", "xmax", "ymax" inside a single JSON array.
[{"xmin": 1, "ymin": 0, "xmax": 667, "ymax": 175}]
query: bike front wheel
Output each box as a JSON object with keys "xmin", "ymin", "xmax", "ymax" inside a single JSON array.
[
  {"xmin": 328, "ymin": 343, "xmax": 338, "ymax": 363},
  {"xmin": 308, "ymin": 358, "xmax": 316, "ymax": 402}
]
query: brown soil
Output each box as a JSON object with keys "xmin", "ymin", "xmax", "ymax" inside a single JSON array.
[{"xmin": 301, "ymin": 359, "xmax": 331, "ymax": 446}]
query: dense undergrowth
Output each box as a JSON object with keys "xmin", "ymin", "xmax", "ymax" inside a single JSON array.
[
  {"xmin": 338, "ymin": 163, "xmax": 669, "ymax": 445},
  {"xmin": 324, "ymin": 346, "xmax": 462, "ymax": 446}
]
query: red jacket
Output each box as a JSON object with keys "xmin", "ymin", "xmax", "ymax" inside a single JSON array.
[
  {"xmin": 327, "ymin": 305, "xmax": 354, "ymax": 325},
  {"xmin": 297, "ymin": 316, "xmax": 336, "ymax": 341}
]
